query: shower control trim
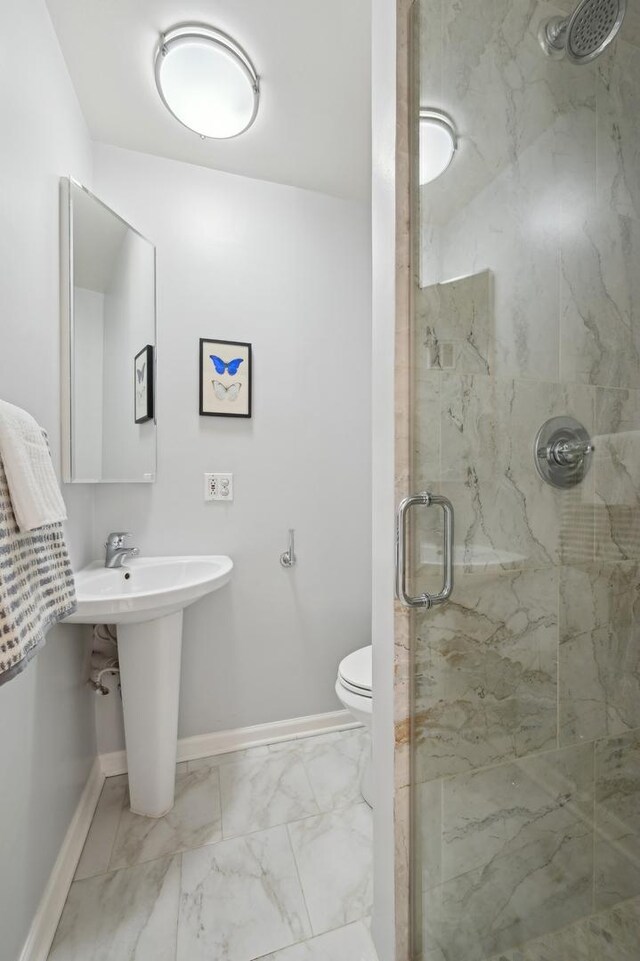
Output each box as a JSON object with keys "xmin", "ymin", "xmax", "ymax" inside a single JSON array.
[
  {"xmin": 396, "ymin": 492, "xmax": 454, "ymax": 609},
  {"xmin": 539, "ymin": 15, "xmax": 571, "ymax": 59},
  {"xmin": 534, "ymin": 417, "xmax": 594, "ymax": 489}
]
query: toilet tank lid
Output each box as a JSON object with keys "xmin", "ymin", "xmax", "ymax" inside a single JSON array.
[{"xmin": 338, "ymin": 645, "xmax": 372, "ymax": 692}]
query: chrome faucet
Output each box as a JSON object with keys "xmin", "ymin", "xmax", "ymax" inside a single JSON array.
[{"xmin": 105, "ymin": 532, "xmax": 140, "ymax": 569}]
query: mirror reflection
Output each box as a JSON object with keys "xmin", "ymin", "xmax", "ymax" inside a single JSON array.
[{"xmin": 63, "ymin": 179, "xmax": 156, "ymax": 483}]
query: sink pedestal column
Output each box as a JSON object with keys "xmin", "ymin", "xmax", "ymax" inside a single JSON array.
[{"xmin": 117, "ymin": 610, "xmax": 183, "ymax": 817}]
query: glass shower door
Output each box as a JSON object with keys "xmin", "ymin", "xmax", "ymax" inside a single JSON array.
[{"xmin": 408, "ymin": 0, "xmax": 640, "ymax": 958}]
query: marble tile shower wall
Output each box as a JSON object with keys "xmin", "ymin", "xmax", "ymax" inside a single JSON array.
[{"xmin": 413, "ymin": 1, "xmax": 640, "ymax": 959}]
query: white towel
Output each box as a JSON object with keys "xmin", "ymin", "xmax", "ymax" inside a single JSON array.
[{"xmin": 0, "ymin": 400, "xmax": 67, "ymax": 532}]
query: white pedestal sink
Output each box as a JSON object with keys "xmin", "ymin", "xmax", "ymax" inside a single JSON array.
[{"xmin": 66, "ymin": 556, "xmax": 232, "ymax": 817}]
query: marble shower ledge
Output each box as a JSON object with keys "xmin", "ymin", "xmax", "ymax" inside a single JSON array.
[
  {"xmin": 414, "ymin": 375, "xmax": 597, "ymax": 572},
  {"xmin": 414, "ymin": 379, "xmax": 640, "ymax": 576},
  {"xmin": 418, "ymin": 543, "xmax": 527, "ymax": 570}
]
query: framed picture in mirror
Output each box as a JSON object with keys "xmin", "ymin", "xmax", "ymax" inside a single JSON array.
[
  {"xmin": 135, "ymin": 344, "xmax": 154, "ymax": 424},
  {"xmin": 61, "ymin": 178, "xmax": 157, "ymax": 482},
  {"xmin": 199, "ymin": 338, "xmax": 252, "ymax": 418}
]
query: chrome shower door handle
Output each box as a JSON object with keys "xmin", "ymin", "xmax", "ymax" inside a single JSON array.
[{"xmin": 395, "ymin": 492, "xmax": 454, "ymax": 609}]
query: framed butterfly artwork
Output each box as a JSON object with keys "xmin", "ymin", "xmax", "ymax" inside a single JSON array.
[
  {"xmin": 134, "ymin": 344, "xmax": 154, "ymax": 424},
  {"xmin": 199, "ymin": 338, "xmax": 252, "ymax": 418}
]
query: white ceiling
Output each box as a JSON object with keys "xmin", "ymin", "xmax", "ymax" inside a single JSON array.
[{"xmin": 46, "ymin": 0, "xmax": 371, "ymax": 201}]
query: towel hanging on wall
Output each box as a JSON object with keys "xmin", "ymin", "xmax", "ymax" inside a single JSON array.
[
  {"xmin": 0, "ymin": 400, "xmax": 67, "ymax": 532},
  {"xmin": 0, "ymin": 403, "xmax": 76, "ymax": 685}
]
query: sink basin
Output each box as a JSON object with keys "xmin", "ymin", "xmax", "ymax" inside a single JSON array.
[
  {"xmin": 67, "ymin": 555, "xmax": 233, "ymax": 624},
  {"xmin": 66, "ymin": 554, "xmax": 233, "ymax": 818}
]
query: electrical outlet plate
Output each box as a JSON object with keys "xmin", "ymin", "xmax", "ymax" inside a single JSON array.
[{"xmin": 204, "ymin": 473, "xmax": 234, "ymax": 501}]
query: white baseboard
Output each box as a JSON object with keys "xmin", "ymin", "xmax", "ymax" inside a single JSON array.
[
  {"xmin": 19, "ymin": 757, "xmax": 104, "ymax": 961},
  {"xmin": 100, "ymin": 708, "xmax": 359, "ymax": 777}
]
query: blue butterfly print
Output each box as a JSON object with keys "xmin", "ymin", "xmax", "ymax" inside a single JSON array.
[{"xmin": 210, "ymin": 355, "xmax": 244, "ymax": 376}]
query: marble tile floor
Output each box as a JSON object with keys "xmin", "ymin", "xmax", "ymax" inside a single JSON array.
[
  {"xmin": 48, "ymin": 727, "xmax": 377, "ymax": 961},
  {"xmin": 490, "ymin": 895, "xmax": 640, "ymax": 961}
]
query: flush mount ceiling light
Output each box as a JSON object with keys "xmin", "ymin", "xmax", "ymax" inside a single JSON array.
[
  {"xmin": 419, "ymin": 109, "xmax": 458, "ymax": 185},
  {"xmin": 155, "ymin": 25, "xmax": 260, "ymax": 140}
]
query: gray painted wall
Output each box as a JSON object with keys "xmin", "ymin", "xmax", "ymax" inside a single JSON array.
[
  {"xmin": 0, "ymin": 8, "xmax": 375, "ymax": 956},
  {"xmin": 91, "ymin": 144, "xmax": 373, "ymax": 753},
  {"xmin": 0, "ymin": 2, "xmax": 96, "ymax": 958}
]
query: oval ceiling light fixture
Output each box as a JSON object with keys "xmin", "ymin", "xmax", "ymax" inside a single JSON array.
[
  {"xmin": 155, "ymin": 25, "xmax": 260, "ymax": 140},
  {"xmin": 419, "ymin": 109, "xmax": 458, "ymax": 185}
]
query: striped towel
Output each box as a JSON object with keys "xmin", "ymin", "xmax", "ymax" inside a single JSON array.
[{"xmin": 0, "ymin": 453, "xmax": 77, "ymax": 686}]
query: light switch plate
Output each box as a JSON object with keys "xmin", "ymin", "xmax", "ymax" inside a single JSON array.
[{"xmin": 204, "ymin": 473, "xmax": 234, "ymax": 501}]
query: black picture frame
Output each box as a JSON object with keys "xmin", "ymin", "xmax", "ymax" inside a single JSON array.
[
  {"xmin": 199, "ymin": 338, "xmax": 252, "ymax": 418},
  {"xmin": 134, "ymin": 344, "xmax": 154, "ymax": 424}
]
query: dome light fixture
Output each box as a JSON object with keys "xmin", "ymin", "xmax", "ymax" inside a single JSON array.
[
  {"xmin": 419, "ymin": 109, "xmax": 457, "ymax": 185},
  {"xmin": 155, "ymin": 25, "xmax": 260, "ymax": 140}
]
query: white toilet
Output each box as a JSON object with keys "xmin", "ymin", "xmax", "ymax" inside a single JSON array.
[{"xmin": 335, "ymin": 645, "xmax": 373, "ymax": 807}]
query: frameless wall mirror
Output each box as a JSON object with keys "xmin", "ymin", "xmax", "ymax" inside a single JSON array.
[{"xmin": 60, "ymin": 178, "xmax": 157, "ymax": 483}]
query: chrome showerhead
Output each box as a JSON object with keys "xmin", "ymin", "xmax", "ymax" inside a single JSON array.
[{"xmin": 539, "ymin": 0, "xmax": 626, "ymax": 64}]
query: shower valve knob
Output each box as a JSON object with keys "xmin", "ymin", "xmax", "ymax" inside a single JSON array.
[
  {"xmin": 538, "ymin": 439, "xmax": 594, "ymax": 467},
  {"xmin": 534, "ymin": 417, "xmax": 594, "ymax": 489}
]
